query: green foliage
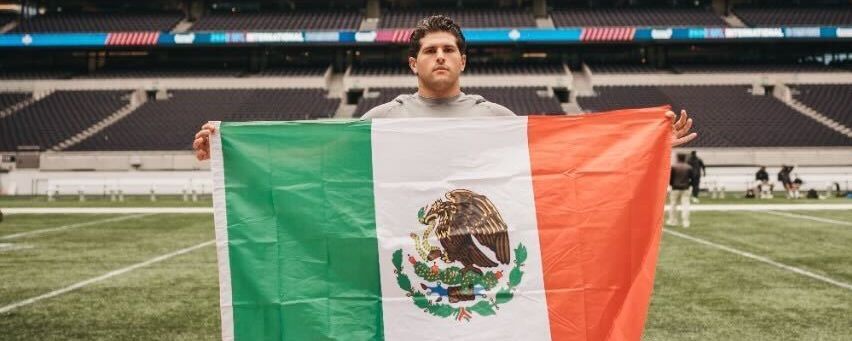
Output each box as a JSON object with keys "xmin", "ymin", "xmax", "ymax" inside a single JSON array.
[
  {"xmin": 397, "ymin": 272, "xmax": 412, "ymax": 293},
  {"xmin": 509, "ymin": 266, "xmax": 524, "ymax": 287},
  {"xmin": 392, "ymin": 250, "xmax": 402, "ymax": 271},
  {"xmin": 469, "ymin": 301, "xmax": 496, "ymax": 316},
  {"xmin": 412, "ymin": 261, "xmax": 500, "ymax": 290},
  {"xmin": 515, "ymin": 243, "xmax": 528, "ymax": 264},
  {"xmin": 495, "ymin": 287, "xmax": 514, "ymax": 304}
]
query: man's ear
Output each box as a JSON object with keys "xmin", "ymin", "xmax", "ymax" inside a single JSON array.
[
  {"xmin": 461, "ymin": 54, "xmax": 466, "ymax": 72},
  {"xmin": 408, "ymin": 56, "xmax": 417, "ymax": 75}
]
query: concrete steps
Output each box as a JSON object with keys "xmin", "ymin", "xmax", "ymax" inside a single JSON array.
[
  {"xmin": 52, "ymin": 89, "xmax": 148, "ymax": 151},
  {"xmin": 0, "ymin": 90, "xmax": 53, "ymax": 119}
]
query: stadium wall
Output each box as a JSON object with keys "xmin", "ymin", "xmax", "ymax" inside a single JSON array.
[{"xmin": 0, "ymin": 148, "xmax": 850, "ymax": 196}]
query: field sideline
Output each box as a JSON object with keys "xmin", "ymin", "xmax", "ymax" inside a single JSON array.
[{"xmin": 0, "ymin": 205, "xmax": 850, "ymax": 340}]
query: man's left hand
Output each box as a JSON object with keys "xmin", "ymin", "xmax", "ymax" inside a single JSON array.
[{"xmin": 667, "ymin": 110, "xmax": 697, "ymax": 147}]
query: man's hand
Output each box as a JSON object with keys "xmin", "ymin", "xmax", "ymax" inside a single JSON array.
[
  {"xmin": 666, "ymin": 110, "xmax": 697, "ymax": 147},
  {"xmin": 193, "ymin": 122, "xmax": 216, "ymax": 161}
]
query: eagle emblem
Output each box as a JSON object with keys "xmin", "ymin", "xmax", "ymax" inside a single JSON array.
[{"xmin": 392, "ymin": 189, "xmax": 527, "ymax": 321}]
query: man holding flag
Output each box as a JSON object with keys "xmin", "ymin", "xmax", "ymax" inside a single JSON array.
[{"xmin": 192, "ymin": 15, "xmax": 698, "ymax": 341}]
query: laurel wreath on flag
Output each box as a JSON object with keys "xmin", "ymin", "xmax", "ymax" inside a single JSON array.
[{"xmin": 391, "ymin": 243, "xmax": 527, "ymax": 321}]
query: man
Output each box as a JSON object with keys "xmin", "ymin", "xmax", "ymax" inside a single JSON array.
[
  {"xmin": 778, "ymin": 165, "xmax": 793, "ymax": 199},
  {"xmin": 192, "ymin": 15, "xmax": 697, "ymax": 159},
  {"xmin": 755, "ymin": 166, "xmax": 773, "ymax": 199},
  {"xmin": 687, "ymin": 150, "xmax": 705, "ymax": 203},
  {"xmin": 667, "ymin": 153, "xmax": 694, "ymax": 228}
]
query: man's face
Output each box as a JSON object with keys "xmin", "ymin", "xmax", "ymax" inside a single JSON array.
[{"xmin": 409, "ymin": 31, "xmax": 466, "ymax": 92}]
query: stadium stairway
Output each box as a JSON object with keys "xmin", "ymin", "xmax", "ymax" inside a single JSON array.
[
  {"xmin": 171, "ymin": 19, "xmax": 194, "ymax": 33},
  {"xmin": 0, "ymin": 89, "xmax": 53, "ymax": 119},
  {"xmin": 51, "ymin": 89, "xmax": 147, "ymax": 151},
  {"xmin": 773, "ymin": 84, "xmax": 852, "ymax": 138},
  {"xmin": 1, "ymin": 18, "xmax": 16, "ymax": 33},
  {"xmin": 721, "ymin": 13, "xmax": 747, "ymax": 28},
  {"xmin": 572, "ymin": 64, "xmax": 595, "ymax": 96},
  {"xmin": 327, "ymin": 73, "xmax": 357, "ymax": 118},
  {"xmin": 536, "ymin": 16, "xmax": 555, "ymax": 28}
]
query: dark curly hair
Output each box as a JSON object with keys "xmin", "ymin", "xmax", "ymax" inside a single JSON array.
[{"xmin": 408, "ymin": 15, "xmax": 466, "ymax": 59}]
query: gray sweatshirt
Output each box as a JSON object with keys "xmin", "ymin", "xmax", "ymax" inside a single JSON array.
[{"xmin": 360, "ymin": 92, "xmax": 516, "ymax": 119}]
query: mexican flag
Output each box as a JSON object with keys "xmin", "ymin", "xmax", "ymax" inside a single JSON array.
[{"xmin": 210, "ymin": 106, "xmax": 672, "ymax": 341}]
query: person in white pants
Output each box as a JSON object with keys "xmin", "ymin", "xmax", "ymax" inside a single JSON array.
[{"xmin": 667, "ymin": 153, "xmax": 695, "ymax": 227}]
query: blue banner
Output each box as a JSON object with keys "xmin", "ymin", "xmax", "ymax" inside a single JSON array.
[
  {"xmin": 0, "ymin": 33, "xmax": 107, "ymax": 47},
  {"xmin": 1, "ymin": 27, "xmax": 850, "ymax": 48}
]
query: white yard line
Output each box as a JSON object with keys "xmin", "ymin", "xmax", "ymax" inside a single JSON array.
[
  {"xmin": 0, "ymin": 240, "xmax": 214, "ymax": 314},
  {"xmin": 682, "ymin": 204, "xmax": 852, "ymax": 211},
  {"xmin": 664, "ymin": 229, "xmax": 852, "ymax": 291},
  {"xmin": 0, "ymin": 213, "xmax": 154, "ymax": 240},
  {"xmin": 3, "ymin": 208, "xmax": 212, "ymax": 214},
  {"xmin": 3, "ymin": 204, "xmax": 851, "ymax": 215},
  {"xmin": 0, "ymin": 243, "xmax": 33, "ymax": 252},
  {"xmin": 761, "ymin": 210, "xmax": 852, "ymax": 227}
]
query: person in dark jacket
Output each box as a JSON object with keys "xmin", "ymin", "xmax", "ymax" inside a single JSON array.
[
  {"xmin": 667, "ymin": 153, "xmax": 694, "ymax": 227},
  {"xmin": 687, "ymin": 151, "xmax": 705, "ymax": 203},
  {"xmin": 778, "ymin": 165, "xmax": 793, "ymax": 199}
]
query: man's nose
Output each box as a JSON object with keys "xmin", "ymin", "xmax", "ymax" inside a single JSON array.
[{"xmin": 436, "ymin": 50, "xmax": 445, "ymax": 63}]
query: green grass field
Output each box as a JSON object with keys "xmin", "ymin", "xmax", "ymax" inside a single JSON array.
[
  {"xmin": 1, "ymin": 192, "xmax": 847, "ymax": 208},
  {"xmin": 0, "ymin": 195, "xmax": 213, "ymax": 208},
  {"xmin": 0, "ymin": 208, "xmax": 850, "ymax": 340}
]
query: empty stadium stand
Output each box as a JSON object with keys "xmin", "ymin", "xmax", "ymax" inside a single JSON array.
[
  {"xmin": 0, "ymin": 90, "xmax": 129, "ymax": 151},
  {"xmin": 733, "ymin": 7, "xmax": 852, "ymax": 27},
  {"xmin": 79, "ymin": 68, "xmax": 245, "ymax": 79},
  {"xmin": 350, "ymin": 63, "xmax": 565, "ymax": 76},
  {"xmin": 551, "ymin": 8, "xmax": 726, "ymax": 27},
  {"xmin": 380, "ymin": 9, "xmax": 536, "ymax": 28},
  {"xmin": 352, "ymin": 87, "xmax": 563, "ymax": 117},
  {"xmin": 577, "ymin": 85, "xmax": 851, "ymax": 147},
  {"xmin": 0, "ymin": 70, "xmax": 76, "ymax": 80},
  {"xmin": 12, "ymin": 12, "xmax": 183, "ymax": 33},
  {"xmin": 589, "ymin": 64, "xmax": 671, "ymax": 74},
  {"xmin": 1, "ymin": 12, "xmax": 17, "ymax": 26},
  {"xmin": 352, "ymin": 88, "xmax": 410, "ymax": 117},
  {"xmin": 190, "ymin": 11, "xmax": 361, "ymax": 31},
  {"xmin": 0, "ymin": 92, "xmax": 30, "ymax": 111},
  {"xmin": 671, "ymin": 64, "xmax": 845, "ymax": 74},
  {"xmin": 251, "ymin": 65, "xmax": 329, "ymax": 77},
  {"xmin": 69, "ymin": 89, "xmax": 339, "ymax": 151},
  {"xmin": 792, "ymin": 84, "xmax": 852, "ymax": 128}
]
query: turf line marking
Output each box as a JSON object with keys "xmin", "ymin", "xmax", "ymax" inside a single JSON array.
[
  {"xmin": 0, "ymin": 240, "xmax": 214, "ymax": 314},
  {"xmin": 0, "ymin": 214, "xmax": 154, "ymax": 240},
  {"xmin": 4, "ymin": 204, "xmax": 851, "ymax": 215},
  {"xmin": 0, "ymin": 243, "xmax": 33, "ymax": 252},
  {"xmin": 663, "ymin": 229, "xmax": 852, "ymax": 291},
  {"xmin": 760, "ymin": 210, "xmax": 852, "ymax": 227}
]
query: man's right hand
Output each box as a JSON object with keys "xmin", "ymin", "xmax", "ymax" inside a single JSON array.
[{"xmin": 193, "ymin": 122, "xmax": 216, "ymax": 161}]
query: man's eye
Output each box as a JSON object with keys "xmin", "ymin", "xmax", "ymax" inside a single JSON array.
[
  {"xmin": 424, "ymin": 49, "xmax": 436, "ymax": 54},
  {"xmin": 444, "ymin": 48, "xmax": 456, "ymax": 53}
]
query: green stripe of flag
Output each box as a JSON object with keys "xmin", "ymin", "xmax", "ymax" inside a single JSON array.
[{"xmin": 220, "ymin": 121, "xmax": 384, "ymax": 340}]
